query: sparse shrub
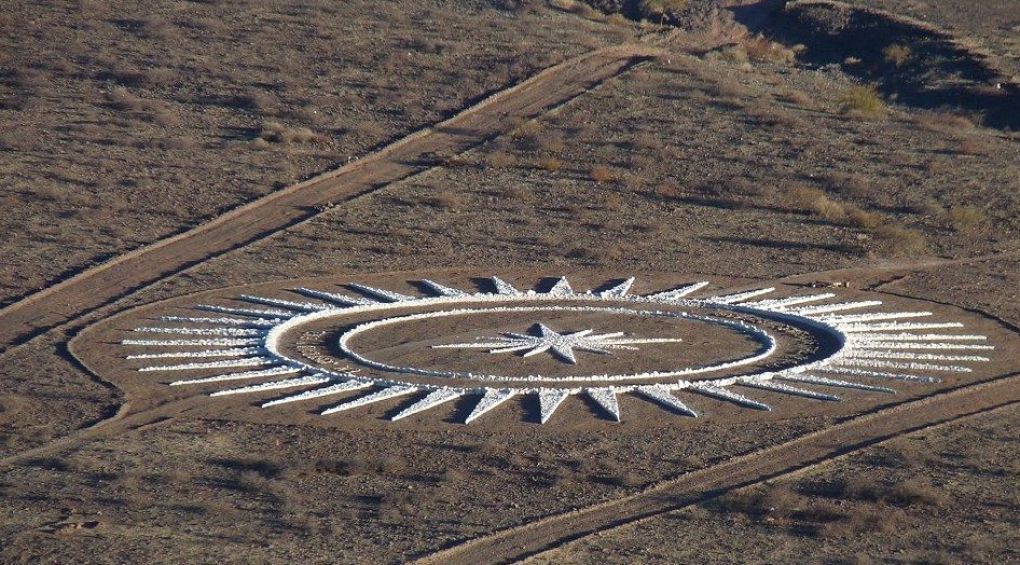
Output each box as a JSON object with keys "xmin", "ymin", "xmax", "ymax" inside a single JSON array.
[
  {"xmin": 638, "ymin": 0, "xmax": 688, "ymax": 23},
  {"xmin": 485, "ymin": 151, "xmax": 514, "ymax": 168},
  {"xmin": 917, "ymin": 111, "xmax": 974, "ymax": 132},
  {"xmin": 844, "ymin": 206, "xmax": 884, "ymax": 229},
  {"xmin": 947, "ymin": 205, "xmax": 988, "ymax": 234},
  {"xmin": 743, "ymin": 35, "xmax": 796, "ymax": 65},
  {"xmin": 882, "ymin": 44, "xmax": 912, "ymax": 68},
  {"xmin": 259, "ymin": 121, "xmax": 322, "ymax": 144},
  {"xmin": 590, "ymin": 164, "xmax": 614, "ymax": 184},
  {"xmin": 838, "ymin": 85, "xmax": 886, "ymax": 119},
  {"xmin": 957, "ymin": 137, "xmax": 988, "ymax": 156},
  {"xmin": 654, "ymin": 182, "xmax": 683, "ymax": 200},
  {"xmin": 780, "ymin": 89, "xmax": 813, "ymax": 108},
  {"xmin": 872, "ymin": 223, "xmax": 927, "ymax": 257},
  {"xmin": 538, "ymin": 157, "xmax": 561, "ymax": 171},
  {"xmin": 425, "ymin": 191, "xmax": 463, "ymax": 210},
  {"xmin": 788, "ymin": 185, "xmax": 845, "ymax": 220}
]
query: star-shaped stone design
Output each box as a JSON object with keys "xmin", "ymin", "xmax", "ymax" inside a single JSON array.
[{"xmin": 433, "ymin": 322, "xmax": 683, "ymax": 364}]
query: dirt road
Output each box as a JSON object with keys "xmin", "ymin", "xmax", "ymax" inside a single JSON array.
[
  {"xmin": 0, "ymin": 43, "xmax": 662, "ymax": 355},
  {"xmin": 414, "ymin": 372, "xmax": 1020, "ymax": 564}
]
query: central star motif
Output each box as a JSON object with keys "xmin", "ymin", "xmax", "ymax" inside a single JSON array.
[{"xmin": 433, "ymin": 322, "xmax": 683, "ymax": 364}]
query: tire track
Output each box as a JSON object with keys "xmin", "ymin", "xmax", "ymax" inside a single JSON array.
[
  {"xmin": 413, "ymin": 372, "xmax": 1020, "ymax": 565},
  {"xmin": 0, "ymin": 43, "xmax": 664, "ymax": 356}
]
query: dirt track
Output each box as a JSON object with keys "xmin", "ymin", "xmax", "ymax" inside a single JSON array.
[
  {"xmin": 0, "ymin": 43, "xmax": 664, "ymax": 355},
  {"xmin": 415, "ymin": 371, "xmax": 1020, "ymax": 565}
]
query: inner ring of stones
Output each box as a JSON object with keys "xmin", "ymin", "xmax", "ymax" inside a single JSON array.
[{"xmin": 271, "ymin": 300, "xmax": 832, "ymax": 388}]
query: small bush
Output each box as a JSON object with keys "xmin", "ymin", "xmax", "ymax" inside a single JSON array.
[
  {"xmin": 425, "ymin": 191, "xmax": 463, "ymax": 210},
  {"xmin": 788, "ymin": 185, "xmax": 845, "ymax": 220},
  {"xmin": 743, "ymin": 35, "xmax": 796, "ymax": 65},
  {"xmin": 844, "ymin": 206, "xmax": 884, "ymax": 229},
  {"xmin": 838, "ymin": 86, "xmax": 886, "ymax": 119},
  {"xmin": 638, "ymin": 0, "xmax": 688, "ymax": 21},
  {"xmin": 538, "ymin": 157, "xmax": 561, "ymax": 172},
  {"xmin": 882, "ymin": 44, "xmax": 912, "ymax": 68},
  {"xmin": 259, "ymin": 121, "xmax": 322, "ymax": 144},
  {"xmin": 947, "ymin": 205, "xmax": 988, "ymax": 234},
  {"xmin": 873, "ymin": 223, "xmax": 927, "ymax": 257},
  {"xmin": 590, "ymin": 164, "xmax": 615, "ymax": 184}
]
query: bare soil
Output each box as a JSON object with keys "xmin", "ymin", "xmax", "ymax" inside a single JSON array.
[{"xmin": 2, "ymin": 1, "xmax": 1019, "ymax": 563}]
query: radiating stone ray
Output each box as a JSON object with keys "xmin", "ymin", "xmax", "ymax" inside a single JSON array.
[
  {"xmin": 644, "ymin": 281, "xmax": 710, "ymax": 301},
  {"xmin": 848, "ymin": 333, "xmax": 986, "ymax": 342},
  {"xmin": 464, "ymin": 389, "xmax": 517, "ymax": 423},
  {"xmin": 586, "ymin": 388, "xmax": 621, "ymax": 422},
  {"xmin": 196, "ymin": 305, "xmax": 294, "ymax": 318},
  {"xmin": 122, "ymin": 338, "xmax": 262, "ymax": 347},
  {"xmin": 688, "ymin": 383, "xmax": 771, "ymax": 411},
  {"xmin": 211, "ymin": 374, "xmax": 334, "ymax": 397},
  {"xmin": 818, "ymin": 367, "xmax": 939, "ymax": 383},
  {"xmin": 139, "ymin": 356, "xmax": 275, "ymax": 372},
  {"xmin": 739, "ymin": 380, "xmax": 841, "ymax": 401},
  {"xmin": 635, "ymin": 386, "xmax": 697, "ymax": 417},
  {"xmin": 171, "ymin": 365, "xmax": 301, "ymax": 386},
  {"xmin": 321, "ymin": 386, "xmax": 418, "ymax": 415},
  {"xmin": 538, "ymin": 389, "xmax": 570, "ymax": 424},
  {"xmin": 835, "ymin": 359, "xmax": 972, "ymax": 372},
  {"xmin": 262, "ymin": 379, "xmax": 372, "ymax": 407},
  {"xmin": 839, "ymin": 322, "xmax": 965, "ymax": 332},
  {"xmin": 818, "ymin": 312, "xmax": 932, "ymax": 324},
  {"xmin": 702, "ymin": 287, "xmax": 775, "ymax": 304},
  {"xmin": 292, "ymin": 287, "xmax": 375, "ymax": 306},
  {"xmin": 741, "ymin": 293, "xmax": 835, "ymax": 309},
  {"xmin": 126, "ymin": 347, "xmax": 262, "ymax": 360},
  {"xmin": 853, "ymin": 342, "xmax": 994, "ymax": 351},
  {"xmin": 157, "ymin": 316, "xmax": 279, "ymax": 327},
  {"xmin": 844, "ymin": 351, "xmax": 990, "ymax": 362},
  {"xmin": 419, "ymin": 279, "xmax": 469, "ymax": 297},
  {"xmin": 391, "ymin": 389, "xmax": 463, "ymax": 421},
  {"xmin": 134, "ymin": 327, "xmax": 264, "ymax": 336},
  {"xmin": 237, "ymin": 294, "xmax": 330, "ymax": 312},
  {"xmin": 346, "ymin": 283, "xmax": 415, "ymax": 303},
  {"xmin": 595, "ymin": 277, "xmax": 634, "ymax": 298},
  {"xmin": 779, "ymin": 374, "xmax": 896, "ymax": 393},
  {"xmin": 786, "ymin": 301, "xmax": 883, "ymax": 316}
]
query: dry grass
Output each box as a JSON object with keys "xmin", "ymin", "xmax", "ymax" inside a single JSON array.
[
  {"xmin": 882, "ymin": 44, "xmax": 912, "ymax": 68},
  {"xmin": 425, "ymin": 191, "xmax": 464, "ymax": 210},
  {"xmin": 590, "ymin": 164, "xmax": 615, "ymax": 184},
  {"xmin": 844, "ymin": 206, "xmax": 884, "ymax": 229},
  {"xmin": 872, "ymin": 223, "xmax": 927, "ymax": 257},
  {"xmin": 947, "ymin": 205, "xmax": 989, "ymax": 234},
  {"xmin": 838, "ymin": 85, "xmax": 886, "ymax": 119},
  {"xmin": 743, "ymin": 35, "xmax": 797, "ymax": 65},
  {"xmin": 538, "ymin": 157, "xmax": 562, "ymax": 172},
  {"xmin": 259, "ymin": 121, "xmax": 323, "ymax": 144},
  {"xmin": 787, "ymin": 185, "xmax": 845, "ymax": 221}
]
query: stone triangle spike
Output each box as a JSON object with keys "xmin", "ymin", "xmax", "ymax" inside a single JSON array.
[
  {"xmin": 537, "ymin": 389, "xmax": 570, "ymax": 424},
  {"xmin": 292, "ymin": 287, "xmax": 375, "ymax": 306},
  {"xmin": 261, "ymin": 379, "xmax": 372, "ymax": 407},
  {"xmin": 391, "ymin": 389, "xmax": 463, "ymax": 421},
  {"xmin": 635, "ymin": 386, "xmax": 698, "ymax": 417},
  {"xmin": 419, "ymin": 279, "xmax": 468, "ymax": 297},
  {"xmin": 139, "ymin": 356, "xmax": 275, "ymax": 372},
  {"xmin": 779, "ymin": 374, "xmax": 896, "ymax": 393},
  {"xmin": 586, "ymin": 388, "xmax": 621, "ymax": 422},
  {"xmin": 646, "ymin": 281, "xmax": 709, "ymax": 301},
  {"xmin": 703, "ymin": 287, "xmax": 776, "ymax": 305},
  {"xmin": 817, "ymin": 367, "xmax": 939, "ymax": 383},
  {"xmin": 596, "ymin": 277, "xmax": 635, "ymax": 298},
  {"xmin": 738, "ymin": 380, "xmax": 840, "ymax": 402},
  {"xmin": 211, "ymin": 374, "xmax": 333, "ymax": 397},
  {"xmin": 688, "ymin": 383, "xmax": 771, "ymax": 411},
  {"xmin": 346, "ymin": 283, "xmax": 415, "ymax": 303},
  {"xmin": 491, "ymin": 276, "xmax": 521, "ymax": 296},
  {"xmin": 464, "ymin": 389, "xmax": 517, "ymax": 423},
  {"xmin": 321, "ymin": 385, "xmax": 418, "ymax": 415},
  {"xmin": 548, "ymin": 277, "xmax": 573, "ymax": 296}
]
